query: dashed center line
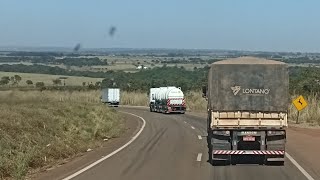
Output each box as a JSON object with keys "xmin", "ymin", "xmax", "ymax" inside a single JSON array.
[
  {"xmin": 184, "ymin": 121, "xmax": 187, "ymax": 123},
  {"xmin": 196, "ymin": 153, "xmax": 202, "ymax": 162},
  {"xmin": 191, "ymin": 126, "xmax": 195, "ymax": 129},
  {"xmin": 198, "ymin": 135, "xmax": 202, "ymax": 140}
]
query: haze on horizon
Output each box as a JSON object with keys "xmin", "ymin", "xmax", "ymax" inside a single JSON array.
[{"xmin": 0, "ymin": 0, "xmax": 319, "ymax": 52}]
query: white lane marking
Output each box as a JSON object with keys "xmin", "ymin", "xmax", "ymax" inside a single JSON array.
[
  {"xmin": 285, "ymin": 152, "xmax": 315, "ymax": 180},
  {"xmin": 191, "ymin": 126, "xmax": 195, "ymax": 129},
  {"xmin": 184, "ymin": 121, "xmax": 187, "ymax": 123},
  {"xmin": 198, "ymin": 135, "xmax": 202, "ymax": 140},
  {"xmin": 62, "ymin": 112, "xmax": 146, "ymax": 180},
  {"xmin": 196, "ymin": 153, "xmax": 202, "ymax": 162},
  {"xmin": 119, "ymin": 105, "xmax": 148, "ymax": 109}
]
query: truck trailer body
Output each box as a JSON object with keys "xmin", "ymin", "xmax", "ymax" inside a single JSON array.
[
  {"xmin": 203, "ymin": 57, "xmax": 288, "ymax": 165},
  {"xmin": 149, "ymin": 86, "xmax": 186, "ymax": 114},
  {"xmin": 101, "ymin": 88, "xmax": 120, "ymax": 107}
]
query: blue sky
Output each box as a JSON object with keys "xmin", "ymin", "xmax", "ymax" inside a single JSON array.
[{"xmin": 0, "ymin": 0, "xmax": 319, "ymax": 52}]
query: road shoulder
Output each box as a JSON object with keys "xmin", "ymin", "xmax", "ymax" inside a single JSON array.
[{"xmin": 30, "ymin": 112, "xmax": 142, "ymax": 180}]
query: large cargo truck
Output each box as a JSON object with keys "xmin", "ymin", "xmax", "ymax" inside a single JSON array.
[
  {"xmin": 149, "ymin": 86, "xmax": 186, "ymax": 114},
  {"xmin": 203, "ymin": 57, "xmax": 288, "ymax": 165},
  {"xmin": 101, "ymin": 88, "xmax": 120, "ymax": 107}
]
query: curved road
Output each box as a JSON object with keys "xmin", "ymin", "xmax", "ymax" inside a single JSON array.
[{"xmin": 58, "ymin": 107, "xmax": 312, "ymax": 180}]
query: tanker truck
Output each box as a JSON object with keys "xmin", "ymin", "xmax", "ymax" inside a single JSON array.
[
  {"xmin": 149, "ymin": 86, "xmax": 186, "ymax": 114},
  {"xmin": 203, "ymin": 57, "xmax": 288, "ymax": 165}
]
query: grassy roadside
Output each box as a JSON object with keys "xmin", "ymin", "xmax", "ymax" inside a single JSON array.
[
  {"xmin": 0, "ymin": 91, "xmax": 124, "ymax": 179},
  {"xmin": 120, "ymin": 91, "xmax": 149, "ymax": 106},
  {"xmin": 120, "ymin": 91, "xmax": 320, "ymax": 126},
  {"xmin": 288, "ymin": 94, "xmax": 320, "ymax": 126}
]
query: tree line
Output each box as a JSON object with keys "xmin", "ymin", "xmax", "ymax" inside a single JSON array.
[
  {"xmin": 0, "ymin": 63, "xmax": 320, "ymax": 94},
  {"xmin": 0, "ymin": 56, "xmax": 107, "ymax": 67}
]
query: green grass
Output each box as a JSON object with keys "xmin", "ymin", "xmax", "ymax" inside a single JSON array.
[{"xmin": 0, "ymin": 91, "xmax": 124, "ymax": 179}]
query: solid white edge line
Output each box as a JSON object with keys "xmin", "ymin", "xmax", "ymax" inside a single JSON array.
[
  {"xmin": 198, "ymin": 135, "xmax": 202, "ymax": 140},
  {"xmin": 196, "ymin": 153, "xmax": 202, "ymax": 162},
  {"xmin": 191, "ymin": 126, "xmax": 195, "ymax": 129},
  {"xmin": 62, "ymin": 111, "xmax": 146, "ymax": 180},
  {"xmin": 285, "ymin": 152, "xmax": 315, "ymax": 180}
]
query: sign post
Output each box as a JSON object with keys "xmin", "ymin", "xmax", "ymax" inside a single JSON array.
[{"xmin": 292, "ymin": 95, "xmax": 308, "ymax": 124}]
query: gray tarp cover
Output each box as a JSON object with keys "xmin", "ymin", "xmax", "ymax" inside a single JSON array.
[{"xmin": 207, "ymin": 57, "xmax": 289, "ymax": 112}]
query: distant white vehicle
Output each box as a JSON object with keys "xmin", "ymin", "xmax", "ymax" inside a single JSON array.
[
  {"xmin": 149, "ymin": 86, "xmax": 186, "ymax": 114},
  {"xmin": 136, "ymin": 65, "xmax": 148, "ymax": 70},
  {"xmin": 101, "ymin": 88, "xmax": 120, "ymax": 107}
]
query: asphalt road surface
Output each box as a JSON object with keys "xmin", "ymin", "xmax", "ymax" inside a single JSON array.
[{"xmin": 57, "ymin": 107, "xmax": 313, "ymax": 180}]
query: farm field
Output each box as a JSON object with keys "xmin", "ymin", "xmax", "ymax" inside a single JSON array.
[{"xmin": 0, "ymin": 71, "xmax": 103, "ymax": 86}]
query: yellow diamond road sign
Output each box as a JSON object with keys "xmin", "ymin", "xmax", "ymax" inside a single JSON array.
[{"xmin": 292, "ymin": 95, "xmax": 308, "ymax": 111}]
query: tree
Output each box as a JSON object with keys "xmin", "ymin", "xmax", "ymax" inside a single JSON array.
[
  {"xmin": 52, "ymin": 78, "xmax": 62, "ymax": 86},
  {"xmin": 88, "ymin": 84, "xmax": 95, "ymax": 90},
  {"xmin": 59, "ymin": 77, "xmax": 68, "ymax": 86},
  {"xmin": 10, "ymin": 76, "xmax": 15, "ymax": 83},
  {"xmin": 1, "ymin": 76, "xmax": 10, "ymax": 81},
  {"xmin": 35, "ymin": 82, "xmax": 45, "ymax": 88},
  {"xmin": 95, "ymin": 81, "xmax": 101, "ymax": 88},
  {"xmin": 14, "ymin": 75, "xmax": 22, "ymax": 83},
  {"xmin": 0, "ymin": 79, "xmax": 9, "ymax": 85},
  {"xmin": 26, "ymin": 80, "xmax": 33, "ymax": 86},
  {"xmin": 0, "ymin": 76, "xmax": 10, "ymax": 86}
]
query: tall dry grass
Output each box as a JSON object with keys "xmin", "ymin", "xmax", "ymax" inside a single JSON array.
[
  {"xmin": 0, "ymin": 90, "xmax": 124, "ymax": 179},
  {"xmin": 288, "ymin": 94, "xmax": 320, "ymax": 126},
  {"xmin": 120, "ymin": 91, "xmax": 149, "ymax": 106},
  {"xmin": 184, "ymin": 91, "xmax": 207, "ymax": 112}
]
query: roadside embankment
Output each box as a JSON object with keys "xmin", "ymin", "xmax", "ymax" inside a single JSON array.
[{"xmin": 0, "ymin": 91, "xmax": 124, "ymax": 179}]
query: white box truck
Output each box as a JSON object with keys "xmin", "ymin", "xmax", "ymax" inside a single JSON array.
[{"xmin": 101, "ymin": 88, "xmax": 120, "ymax": 107}]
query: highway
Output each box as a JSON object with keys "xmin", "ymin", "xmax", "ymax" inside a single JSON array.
[{"xmin": 39, "ymin": 107, "xmax": 314, "ymax": 180}]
